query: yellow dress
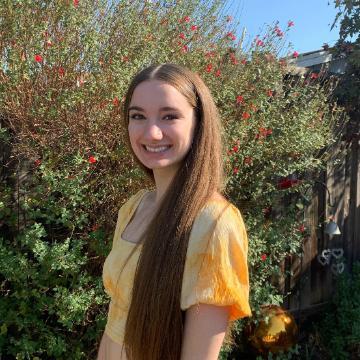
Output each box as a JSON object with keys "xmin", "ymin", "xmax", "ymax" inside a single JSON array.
[{"xmin": 102, "ymin": 189, "xmax": 252, "ymax": 345}]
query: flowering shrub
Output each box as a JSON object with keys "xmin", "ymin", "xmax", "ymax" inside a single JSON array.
[{"xmin": 0, "ymin": 0, "xmax": 344, "ymax": 358}]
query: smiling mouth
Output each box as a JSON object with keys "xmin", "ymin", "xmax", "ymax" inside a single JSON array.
[{"xmin": 142, "ymin": 145, "xmax": 172, "ymax": 153}]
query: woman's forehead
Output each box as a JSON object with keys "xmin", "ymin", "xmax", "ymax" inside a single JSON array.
[{"xmin": 130, "ymin": 80, "xmax": 193, "ymax": 110}]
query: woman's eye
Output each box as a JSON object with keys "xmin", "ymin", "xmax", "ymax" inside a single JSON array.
[
  {"xmin": 163, "ymin": 114, "xmax": 177, "ymax": 120},
  {"xmin": 130, "ymin": 114, "xmax": 177, "ymax": 120},
  {"xmin": 129, "ymin": 113, "xmax": 145, "ymax": 120}
]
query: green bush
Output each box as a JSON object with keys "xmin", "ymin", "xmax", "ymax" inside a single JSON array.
[
  {"xmin": 318, "ymin": 263, "xmax": 360, "ymax": 359},
  {"xmin": 0, "ymin": 154, "xmax": 108, "ymax": 359}
]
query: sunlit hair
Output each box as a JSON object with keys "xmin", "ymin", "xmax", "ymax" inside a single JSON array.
[{"xmin": 120, "ymin": 63, "xmax": 226, "ymax": 359}]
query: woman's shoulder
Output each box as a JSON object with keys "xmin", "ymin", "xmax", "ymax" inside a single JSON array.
[
  {"xmin": 195, "ymin": 192, "xmax": 244, "ymax": 230},
  {"xmin": 187, "ymin": 193, "xmax": 247, "ymax": 256},
  {"xmin": 204, "ymin": 192, "xmax": 239, "ymax": 215}
]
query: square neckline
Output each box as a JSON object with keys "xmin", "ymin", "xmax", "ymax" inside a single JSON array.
[
  {"xmin": 119, "ymin": 189, "xmax": 234, "ymax": 246},
  {"xmin": 119, "ymin": 189, "xmax": 149, "ymax": 246}
]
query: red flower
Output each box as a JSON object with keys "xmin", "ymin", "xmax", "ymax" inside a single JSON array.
[
  {"xmin": 261, "ymin": 254, "xmax": 267, "ymax": 261},
  {"xmin": 232, "ymin": 145, "xmax": 238, "ymax": 152},
  {"xmin": 288, "ymin": 20, "xmax": 294, "ymax": 27},
  {"xmin": 242, "ymin": 112, "xmax": 250, "ymax": 120},
  {"xmin": 226, "ymin": 32, "xmax": 236, "ymax": 41},
  {"xmin": 34, "ymin": 54, "xmax": 43, "ymax": 63},
  {"xmin": 259, "ymin": 127, "xmax": 268, "ymax": 136},
  {"xmin": 274, "ymin": 27, "xmax": 284, "ymax": 37},
  {"xmin": 205, "ymin": 64, "xmax": 213, "ymax": 73},
  {"xmin": 180, "ymin": 15, "xmax": 190, "ymax": 23},
  {"xmin": 267, "ymin": 89, "xmax": 273, "ymax": 97},
  {"xmin": 310, "ymin": 72, "xmax": 319, "ymax": 79},
  {"xmin": 215, "ymin": 69, "xmax": 221, "ymax": 77},
  {"xmin": 179, "ymin": 33, "xmax": 186, "ymax": 40},
  {"xmin": 236, "ymin": 95, "xmax": 244, "ymax": 104},
  {"xmin": 88, "ymin": 156, "xmax": 97, "ymax": 164},
  {"xmin": 122, "ymin": 56, "xmax": 129, "ymax": 62},
  {"xmin": 91, "ymin": 223, "xmax": 100, "ymax": 232},
  {"xmin": 256, "ymin": 39, "xmax": 264, "ymax": 46},
  {"xmin": 241, "ymin": 59, "xmax": 247, "ymax": 65},
  {"xmin": 113, "ymin": 97, "xmax": 120, "ymax": 106},
  {"xmin": 233, "ymin": 167, "xmax": 239, "ymax": 175},
  {"xmin": 292, "ymin": 51, "xmax": 299, "ymax": 58},
  {"xmin": 73, "ymin": 0, "xmax": 79, "ymax": 7},
  {"xmin": 298, "ymin": 224, "xmax": 306, "ymax": 233},
  {"xmin": 191, "ymin": 25, "xmax": 198, "ymax": 31},
  {"xmin": 278, "ymin": 178, "xmax": 299, "ymax": 189},
  {"xmin": 256, "ymin": 127, "xmax": 272, "ymax": 140},
  {"xmin": 58, "ymin": 67, "xmax": 65, "ymax": 77},
  {"xmin": 182, "ymin": 45, "xmax": 188, "ymax": 53},
  {"xmin": 34, "ymin": 159, "xmax": 41, "ymax": 167},
  {"xmin": 244, "ymin": 156, "xmax": 253, "ymax": 165}
]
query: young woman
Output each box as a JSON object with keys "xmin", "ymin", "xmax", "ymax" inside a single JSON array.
[{"xmin": 97, "ymin": 63, "xmax": 252, "ymax": 360}]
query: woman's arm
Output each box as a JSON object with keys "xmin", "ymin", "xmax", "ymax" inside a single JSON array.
[
  {"xmin": 97, "ymin": 333, "xmax": 108, "ymax": 360},
  {"xmin": 97, "ymin": 332, "xmax": 128, "ymax": 360},
  {"xmin": 97, "ymin": 333, "xmax": 106, "ymax": 360},
  {"xmin": 180, "ymin": 303, "xmax": 230, "ymax": 360}
]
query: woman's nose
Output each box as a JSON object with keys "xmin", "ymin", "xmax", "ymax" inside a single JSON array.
[{"xmin": 144, "ymin": 119, "xmax": 163, "ymax": 140}]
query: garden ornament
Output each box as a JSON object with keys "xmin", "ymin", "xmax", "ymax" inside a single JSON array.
[
  {"xmin": 317, "ymin": 249, "xmax": 332, "ymax": 266},
  {"xmin": 331, "ymin": 262, "xmax": 345, "ymax": 275},
  {"xmin": 245, "ymin": 305, "xmax": 298, "ymax": 355},
  {"xmin": 324, "ymin": 216, "xmax": 341, "ymax": 235},
  {"xmin": 331, "ymin": 248, "xmax": 344, "ymax": 259},
  {"xmin": 317, "ymin": 248, "xmax": 344, "ymax": 266}
]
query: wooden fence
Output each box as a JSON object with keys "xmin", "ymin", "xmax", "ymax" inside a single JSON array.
[{"xmin": 284, "ymin": 111, "xmax": 360, "ymax": 317}]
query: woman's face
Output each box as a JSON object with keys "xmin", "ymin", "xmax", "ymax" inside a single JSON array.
[{"xmin": 128, "ymin": 80, "xmax": 196, "ymax": 175}]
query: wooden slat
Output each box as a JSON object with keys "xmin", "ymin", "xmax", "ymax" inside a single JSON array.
[{"xmin": 349, "ymin": 117, "xmax": 360, "ymax": 266}]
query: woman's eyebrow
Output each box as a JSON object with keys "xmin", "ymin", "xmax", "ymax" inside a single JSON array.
[{"xmin": 128, "ymin": 105, "xmax": 181, "ymax": 112}]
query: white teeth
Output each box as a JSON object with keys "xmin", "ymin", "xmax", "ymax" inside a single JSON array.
[{"xmin": 145, "ymin": 145, "xmax": 171, "ymax": 153}]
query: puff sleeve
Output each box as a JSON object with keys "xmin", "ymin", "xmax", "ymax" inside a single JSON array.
[{"xmin": 180, "ymin": 202, "xmax": 252, "ymax": 321}]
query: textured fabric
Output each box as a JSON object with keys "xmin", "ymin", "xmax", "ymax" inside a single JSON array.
[{"xmin": 102, "ymin": 189, "xmax": 252, "ymax": 345}]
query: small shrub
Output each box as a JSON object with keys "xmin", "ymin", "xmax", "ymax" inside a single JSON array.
[{"xmin": 318, "ymin": 262, "xmax": 360, "ymax": 359}]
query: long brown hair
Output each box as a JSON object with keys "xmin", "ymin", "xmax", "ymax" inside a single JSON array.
[{"xmin": 121, "ymin": 63, "xmax": 226, "ymax": 359}]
